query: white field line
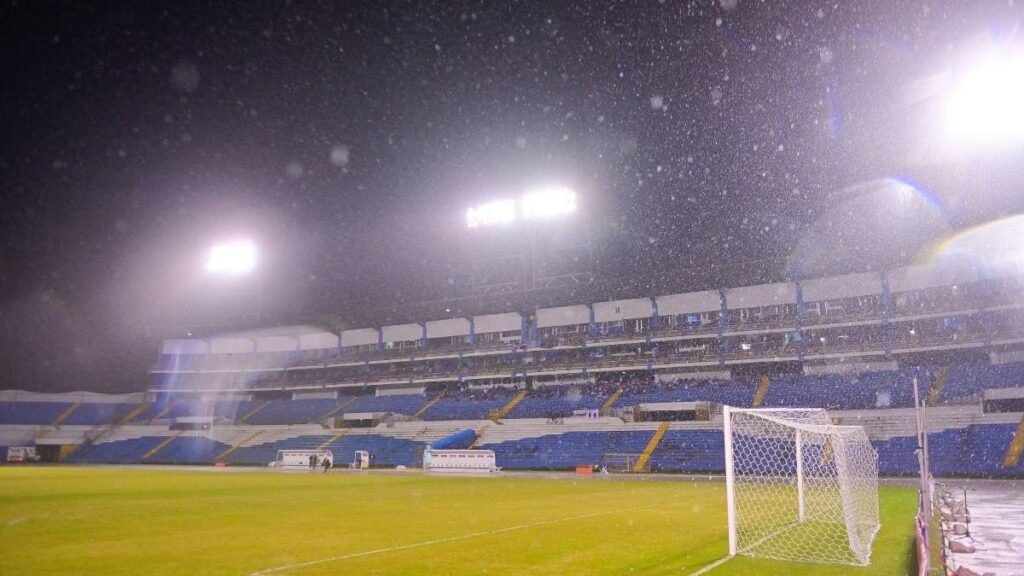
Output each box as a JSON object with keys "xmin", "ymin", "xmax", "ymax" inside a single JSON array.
[
  {"xmin": 249, "ymin": 503, "xmax": 659, "ymax": 575},
  {"xmin": 688, "ymin": 554, "xmax": 733, "ymax": 576}
]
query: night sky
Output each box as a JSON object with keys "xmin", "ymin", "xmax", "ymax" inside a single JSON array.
[{"xmin": 2, "ymin": 0, "xmax": 1023, "ymax": 392}]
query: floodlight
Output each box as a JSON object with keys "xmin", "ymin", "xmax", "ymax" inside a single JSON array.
[
  {"xmin": 946, "ymin": 52, "xmax": 1024, "ymax": 148},
  {"xmin": 522, "ymin": 186, "xmax": 576, "ymax": 220},
  {"xmin": 205, "ymin": 241, "xmax": 257, "ymax": 275},
  {"xmin": 467, "ymin": 199, "xmax": 516, "ymax": 228}
]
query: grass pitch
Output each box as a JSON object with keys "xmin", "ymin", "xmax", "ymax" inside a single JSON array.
[{"xmin": 0, "ymin": 467, "xmax": 917, "ymax": 575}]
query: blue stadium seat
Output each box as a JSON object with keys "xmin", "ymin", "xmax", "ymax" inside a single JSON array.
[{"xmin": 0, "ymin": 402, "xmax": 74, "ymax": 425}]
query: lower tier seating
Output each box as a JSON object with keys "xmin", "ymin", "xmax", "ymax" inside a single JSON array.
[
  {"xmin": 0, "ymin": 402, "xmax": 74, "ymax": 425},
  {"xmin": 48, "ymin": 421, "xmax": 1024, "ymax": 478}
]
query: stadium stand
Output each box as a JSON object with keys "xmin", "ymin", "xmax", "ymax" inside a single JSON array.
[
  {"xmin": 3, "ymin": 265, "xmax": 1024, "ymax": 480},
  {"xmin": 345, "ymin": 394, "xmax": 429, "ymax": 415},
  {"xmin": 67, "ymin": 436, "xmax": 168, "ymax": 464},
  {"xmin": 241, "ymin": 398, "xmax": 347, "ymax": 425},
  {"xmin": 151, "ymin": 435, "xmax": 231, "ymax": 464},
  {"xmin": 505, "ymin": 385, "xmax": 609, "ymax": 418},
  {"xmin": 420, "ymin": 392, "xmax": 514, "ymax": 421},
  {"xmin": 61, "ymin": 402, "xmax": 135, "ymax": 426},
  {"xmin": 478, "ymin": 430, "xmax": 655, "ymax": 470},
  {"xmin": 942, "ymin": 363, "xmax": 1024, "ymax": 401},
  {"xmin": 0, "ymin": 402, "xmax": 74, "ymax": 425},
  {"xmin": 613, "ymin": 379, "xmax": 754, "ymax": 408}
]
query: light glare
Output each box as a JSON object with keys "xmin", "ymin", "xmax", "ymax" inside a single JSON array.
[
  {"xmin": 522, "ymin": 187, "xmax": 577, "ymax": 220},
  {"xmin": 946, "ymin": 53, "xmax": 1024, "ymax": 148},
  {"xmin": 205, "ymin": 241, "xmax": 257, "ymax": 275},
  {"xmin": 466, "ymin": 199, "xmax": 516, "ymax": 228},
  {"xmin": 465, "ymin": 186, "xmax": 577, "ymax": 228}
]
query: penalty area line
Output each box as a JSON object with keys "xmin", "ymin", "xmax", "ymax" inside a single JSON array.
[
  {"xmin": 688, "ymin": 553, "xmax": 733, "ymax": 576},
  {"xmin": 249, "ymin": 503, "xmax": 659, "ymax": 575}
]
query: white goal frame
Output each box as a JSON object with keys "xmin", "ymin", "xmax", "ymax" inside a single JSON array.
[{"xmin": 723, "ymin": 406, "xmax": 880, "ymax": 567}]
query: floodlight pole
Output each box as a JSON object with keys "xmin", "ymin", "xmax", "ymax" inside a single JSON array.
[{"xmin": 723, "ymin": 405, "xmax": 737, "ymax": 556}]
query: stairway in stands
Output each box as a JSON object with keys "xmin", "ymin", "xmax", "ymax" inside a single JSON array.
[
  {"xmin": 118, "ymin": 400, "xmax": 151, "ymax": 425},
  {"xmin": 52, "ymin": 402, "xmax": 81, "ymax": 427},
  {"xmin": 147, "ymin": 399, "xmax": 180, "ymax": 424},
  {"xmin": 752, "ymin": 376, "xmax": 770, "ymax": 407},
  {"xmin": 600, "ymin": 387, "xmax": 625, "ymax": 415},
  {"xmin": 317, "ymin": 430, "xmax": 350, "ymax": 450},
  {"xmin": 141, "ymin": 431, "xmax": 183, "ymax": 461},
  {"xmin": 928, "ymin": 366, "xmax": 950, "ymax": 407},
  {"xmin": 633, "ymin": 421, "xmax": 671, "ymax": 472},
  {"xmin": 1002, "ymin": 414, "xmax": 1024, "ymax": 468},
  {"xmin": 468, "ymin": 424, "xmax": 490, "ymax": 448},
  {"xmin": 412, "ymin": 396, "xmax": 443, "ymax": 419},
  {"xmin": 491, "ymin": 390, "xmax": 528, "ymax": 422},
  {"xmin": 316, "ymin": 397, "xmax": 357, "ymax": 423},
  {"xmin": 215, "ymin": 429, "xmax": 265, "ymax": 460},
  {"xmin": 237, "ymin": 400, "xmax": 275, "ymax": 424}
]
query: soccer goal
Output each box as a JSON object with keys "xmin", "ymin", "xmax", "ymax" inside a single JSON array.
[
  {"xmin": 722, "ymin": 406, "xmax": 880, "ymax": 567},
  {"xmin": 602, "ymin": 452, "xmax": 646, "ymax": 473}
]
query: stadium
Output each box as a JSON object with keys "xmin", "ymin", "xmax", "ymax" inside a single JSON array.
[
  {"xmin": 4, "ymin": 262, "xmax": 1024, "ymax": 574},
  {"xmin": 3, "ymin": 2, "xmax": 1024, "ymax": 576}
]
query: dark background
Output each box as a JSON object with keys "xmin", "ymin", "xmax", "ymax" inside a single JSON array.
[{"xmin": 2, "ymin": 1, "xmax": 1022, "ymax": 392}]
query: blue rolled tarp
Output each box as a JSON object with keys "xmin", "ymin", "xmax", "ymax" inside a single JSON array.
[{"xmin": 430, "ymin": 428, "xmax": 477, "ymax": 450}]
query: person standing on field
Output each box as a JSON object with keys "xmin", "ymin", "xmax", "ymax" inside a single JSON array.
[
  {"xmin": 321, "ymin": 456, "xmax": 332, "ymax": 474},
  {"xmin": 309, "ymin": 454, "xmax": 318, "ymax": 470}
]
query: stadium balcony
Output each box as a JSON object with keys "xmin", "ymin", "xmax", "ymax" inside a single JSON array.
[
  {"xmin": 798, "ymin": 304, "xmax": 884, "ymax": 327},
  {"xmin": 152, "ymin": 324, "xmax": 1024, "ymax": 393},
  {"xmin": 659, "ymin": 319, "xmax": 722, "ymax": 337},
  {"xmin": 889, "ymin": 293, "xmax": 983, "ymax": 320},
  {"xmin": 724, "ymin": 312, "xmax": 797, "ymax": 333}
]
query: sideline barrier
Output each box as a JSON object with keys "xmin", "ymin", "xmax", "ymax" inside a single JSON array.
[{"xmin": 423, "ymin": 449, "xmax": 496, "ymax": 473}]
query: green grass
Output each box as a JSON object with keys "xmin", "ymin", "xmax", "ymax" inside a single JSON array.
[{"xmin": 0, "ymin": 467, "xmax": 917, "ymax": 575}]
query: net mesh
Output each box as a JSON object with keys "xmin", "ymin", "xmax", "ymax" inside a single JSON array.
[
  {"xmin": 726, "ymin": 408, "xmax": 880, "ymax": 566},
  {"xmin": 602, "ymin": 452, "xmax": 644, "ymax": 473}
]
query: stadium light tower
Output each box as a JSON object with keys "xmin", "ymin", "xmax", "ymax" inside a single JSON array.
[
  {"xmin": 204, "ymin": 240, "xmax": 257, "ymax": 276},
  {"xmin": 202, "ymin": 240, "xmax": 262, "ymax": 321},
  {"xmin": 945, "ymin": 49, "xmax": 1024, "ymax": 150},
  {"xmin": 463, "ymin": 185, "xmax": 590, "ymax": 296},
  {"xmin": 465, "ymin": 186, "xmax": 577, "ymax": 229}
]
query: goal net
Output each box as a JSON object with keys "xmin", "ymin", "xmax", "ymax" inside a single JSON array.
[
  {"xmin": 723, "ymin": 406, "xmax": 880, "ymax": 566},
  {"xmin": 602, "ymin": 452, "xmax": 645, "ymax": 473}
]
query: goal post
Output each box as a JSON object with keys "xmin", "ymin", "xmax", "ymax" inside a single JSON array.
[{"xmin": 722, "ymin": 406, "xmax": 880, "ymax": 566}]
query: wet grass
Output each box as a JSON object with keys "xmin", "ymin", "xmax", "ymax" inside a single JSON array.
[{"xmin": 0, "ymin": 467, "xmax": 917, "ymax": 575}]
